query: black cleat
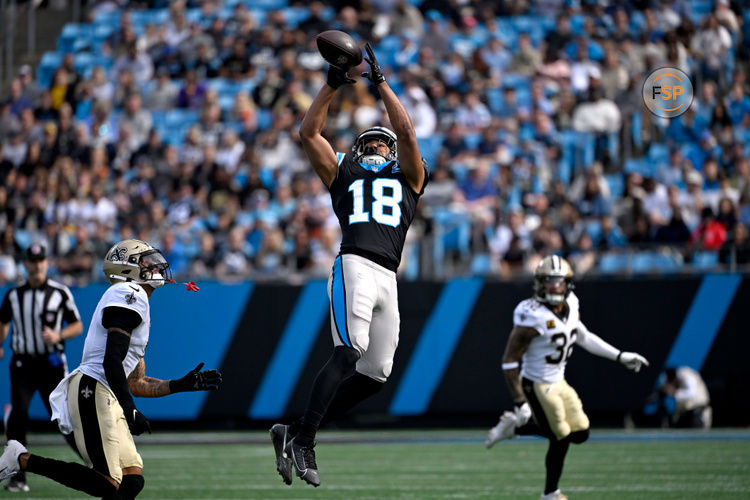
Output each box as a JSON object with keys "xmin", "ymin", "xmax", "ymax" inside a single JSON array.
[
  {"xmin": 284, "ymin": 436, "xmax": 320, "ymax": 487},
  {"xmin": 269, "ymin": 424, "xmax": 293, "ymax": 485}
]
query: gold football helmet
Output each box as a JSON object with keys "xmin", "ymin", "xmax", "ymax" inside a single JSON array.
[
  {"xmin": 533, "ymin": 255, "xmax": 574, "ymax": 306},
  {"xmin": 103, "ymin": 239, "xmax": 171, "ymax": 288}
]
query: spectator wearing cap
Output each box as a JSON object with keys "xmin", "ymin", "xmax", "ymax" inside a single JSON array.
[
  {"xmin": 0, "ymin": 244, "xmax": 83, "ymax": 491},
  {"xmin": 691, "ymin": 14, "xmax": 732, "ymax": 87},
  {"xmin": 421, "ymin": 10, "xmax": 450, "ymax": 61},
  {"xmin": 17, "ymin": 65, "xmax": 39, "ymax": 104},
  {"xmin": 112, "ymin": 41, "xmax": 154, "ymax": 85},
  {"xmin": 389, "ymin": 0, "xmax": 425, "ymax": 39},
  {"xmin": 146, "ymin": 66, "xmax": 179, "ymax": 110},
  {"xmin": 509, "ymin": 33, "xmax": 542, "ymax": 77}
]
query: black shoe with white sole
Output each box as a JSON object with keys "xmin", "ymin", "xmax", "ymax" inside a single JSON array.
[
  {"xmin": 284, "ymin": 437, "xmax": 320, "ymax": 487},
  {"xmin": 269, "ymin": 424, "xmax": 293, "ymax": 485}
]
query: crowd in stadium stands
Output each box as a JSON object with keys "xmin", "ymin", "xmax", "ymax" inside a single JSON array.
[{"xmin": 1, "ymin": 0, "xmax": 750, "ymax": 285}]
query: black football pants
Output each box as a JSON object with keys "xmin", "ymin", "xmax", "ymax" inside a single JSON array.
[{"xmin": 7, "ymin": 353, "xmax": 79, "ymax": 482}]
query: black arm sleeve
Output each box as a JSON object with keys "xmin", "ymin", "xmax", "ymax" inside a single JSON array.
[
  {"xmin": 103, "ymin": 328, "xmax": 136, "ymax": 415},
  {"xmin": 0, "ymin": 290, "xmax": 12, "ymax": 324},
  {"xmin": 102, "ymin": 306, "xmax": 142, "ymax": 333}
]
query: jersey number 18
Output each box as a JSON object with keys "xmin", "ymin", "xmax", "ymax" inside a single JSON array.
[{"xmin": 348, "ymin": 178, "xmax": 403, "ymax": 227}]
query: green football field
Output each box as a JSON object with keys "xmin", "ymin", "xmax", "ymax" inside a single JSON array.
[{"xmin": 5, "ymin": 429, "xmax": 750, "ymax": 499}]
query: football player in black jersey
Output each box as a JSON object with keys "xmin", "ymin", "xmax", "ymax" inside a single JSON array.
[{"xmin": 270, "ymin": 42, "xmax": 427, "ymax": 487}]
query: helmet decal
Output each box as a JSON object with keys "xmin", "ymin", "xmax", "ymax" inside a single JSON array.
[
  {"xmin": 109, "ymin": 247, "xmax": 127, "ymax": 262},
  {"xmin": 103, "ymin": 239, "xmax": 172, "ymax": 287}
]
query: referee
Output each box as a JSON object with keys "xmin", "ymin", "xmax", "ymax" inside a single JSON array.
[{"xmin": 0, "ymin": 244, "xmax": 83, "ymax": 492}]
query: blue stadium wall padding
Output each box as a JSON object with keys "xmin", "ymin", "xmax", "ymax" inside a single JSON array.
[
  {"xmin": 0, "ymin": 282, "xmax": 252, "ymax": 420},
  {"xmin": 3, "ymin": 276, "xmax": 750, "ymax": 426}
]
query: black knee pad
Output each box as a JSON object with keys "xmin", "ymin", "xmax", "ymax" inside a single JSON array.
[
  {"xmin": 330, "ymin": 346, "xmax": 361, "ymax": 375},
  {"xmin": 119, "ymin": 474, "xmax": 145, "ymax": 498},
  {"xmin": 568, "ymin": 429, "xmax": 590, "ymax": 444}
]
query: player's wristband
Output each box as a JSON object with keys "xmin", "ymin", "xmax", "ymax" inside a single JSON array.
[{"xmin": 502, "ymin": 362, "xmax": 519, "ymax": 370}]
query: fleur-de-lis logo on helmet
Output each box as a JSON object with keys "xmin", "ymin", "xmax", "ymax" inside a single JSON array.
[{"xmin": 109, "ymin": 247, "xmax": 127, "ymax": 262}]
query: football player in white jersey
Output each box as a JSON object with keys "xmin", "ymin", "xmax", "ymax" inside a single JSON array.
[
  {"xmin": 0, "ymin": 240, "xmax": 221, "ymax": 499},
  {"xmin": 486, "ymin": 256, "xmax": 649, "ymax": 500}
]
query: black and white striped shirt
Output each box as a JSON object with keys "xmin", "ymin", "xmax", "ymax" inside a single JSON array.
[{"xmin": 0, "ymin": 279, "xmax": 81, "ymax": 356}]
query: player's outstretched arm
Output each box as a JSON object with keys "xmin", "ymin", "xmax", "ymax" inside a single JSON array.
[
  {"xmin": 128, "ymin": 359, "xmax": 171, "ymax": 397},
  {"xmin": 575, "ymin": 322, "xmax": 649, "ymax": 372},
  {"xmin": 300, "ymin": 85, "xmax": 339, "ymax": 188},
  {"xmin": 128, "ymin": 360, "xmax": 222, "ymax": 397},
  {"xmin": 169, "ymin": 362, "xmax": 223, "ymax": 393},
  {"xmin": 361, "ymin": 42, "xmax": 424, "ymax": 193}
]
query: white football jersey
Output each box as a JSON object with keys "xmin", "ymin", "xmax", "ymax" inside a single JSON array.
[
  {"xmin": 78, "ymin": 282, "xmax": 150, "ymax": 393},
  {"xmin": 515, "ymin": 292, "xmax": 581, "ymax": 384}
]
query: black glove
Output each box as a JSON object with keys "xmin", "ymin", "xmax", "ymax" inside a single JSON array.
[
  {"xmin": 169, "ymin": 362, "xmax": 223, "ymax": 393},
  {"xmin": 327, "ymin": 65, "xmax": 355, "ymax": 89},
  {"xmin": 361, "ymin": 42, "xmax": 385, "ymax": 85},
  {"xmin": 126, "ymin": 408, "xmax": 151, "ymax": 436}
]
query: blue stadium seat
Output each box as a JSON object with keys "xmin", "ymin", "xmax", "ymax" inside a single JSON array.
[
  {"xmin": 57, "ymin": 23, "xmax": 92, "ymax": 53},
  {"xmin": 624, "ymin": 158, "xmax": 655, "ymax": 178},
  {"xmin": 652, "ymin": 253, "xmax": 682, "ymax": 272},
  {"xmin": 252, "ymin": 0, "xmax": 289, "ymax": 10},
  {"xmin": 734, "ymin": 127, "xmax": 750, "ymax": 145},
  {"xmin": 93, "ymin": 10, "xmax": 121, "ymax": 29},
  {"xmin": 692, "ymin": 251, "xmax": 719, "ymax": 270},
  {"xmin": 630, "ymin": 252, "xmax": 656, "ymax": 273},
  {"xmin": 585, "ymin": 219, "xmax": 602, "ymax": 244},
  {"xmin": 486, "ymin": 88, "xmax": 504, "ymax": 114},
  {"xmin": 432, "ymin": 209, "xmax": 471, "ymax": 278},
  {"xmin": 417, "ymin": 134, "xmax": 443, "ymax": 167},
  {"xmin": 502, "ymin": 73, "xmax": 530, "ymax": 90},
  {"xmin": 282, "ymin": 7, "xmax": 310, "ymax": 28},
  {"xmin": 557, "ymin": 156, "xmax": 572, "ymax": 185},
  {"xmin": 598, "ymin": 252, "xmax": 628, "ymax": 273},
  {"xmin": 257, "ymin": 109, "xmax": 273, "ymax": 131},
  {"xmin": 165, "ymin": 109, "xmax": 199, "ymax": 128},
  {"xmin": 402, "ymin": 240, "xmax": 420, "ymax": 281},
  {"xmin": 14, "ymin": 229, "xmax": 32, "ymax": 250},
  {"xmin": 648, "ymin": 143, "xmax": 670, "ymax": 163},
  {"xmin": 470, "ymin": 254, "xmax": 493, "ymax": 276},
  {"xmin": 37, "ymin": 51, "xmax": 63, "ymax": 87},
  {"xmin": 605, "ymin": 174, "xmax": 624, "ymax": 198},
  {"xmin": 463, "ymin": 133, "xmax": 482, "ymax": 150}
]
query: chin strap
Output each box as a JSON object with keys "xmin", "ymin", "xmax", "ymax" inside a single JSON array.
[{"xmin": 167, "ymin": 279, "xmax": 200, "ymax": 292}]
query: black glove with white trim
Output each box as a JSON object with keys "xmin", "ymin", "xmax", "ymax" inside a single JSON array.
[
  {"xmin": 361, "ymin": 42, "xmax": 385, "ymax": 85},
  {"xmin": 126, "ymin": 408, "xmax": 151, "ymax": 436}
]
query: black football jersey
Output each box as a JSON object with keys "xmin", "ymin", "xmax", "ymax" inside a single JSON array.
[{"xmin": 329, "ymin": 152, "xmax": 427, "ymax": 271}]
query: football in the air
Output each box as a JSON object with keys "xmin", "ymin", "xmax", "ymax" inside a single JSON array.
[{"xmin": 315, "ymin": 30, "xmax": 362, "ymax": 70}]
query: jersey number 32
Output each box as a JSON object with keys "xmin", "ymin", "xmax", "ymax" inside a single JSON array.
[{"xmin": 348, "ymin": 178, "xmax": 403, "ymax": 227}]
